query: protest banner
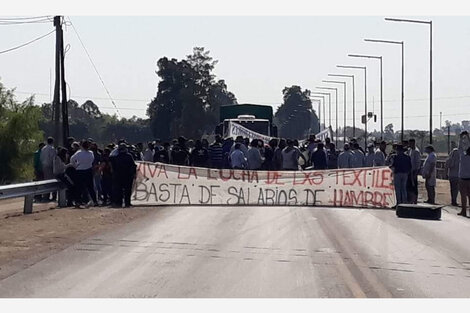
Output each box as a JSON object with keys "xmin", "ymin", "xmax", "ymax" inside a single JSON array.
[
  {"xmin": 227, "ymin": 121, "xmax": 274, "ymax": 142},
  {"xmin": 132, "ymin": 162, "xmax": 396, "ymax": 209}
]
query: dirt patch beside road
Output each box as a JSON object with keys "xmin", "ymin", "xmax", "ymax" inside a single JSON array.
[{"xmin": 0, "ymin": 207, "xmax": 153, "ymax": 280}]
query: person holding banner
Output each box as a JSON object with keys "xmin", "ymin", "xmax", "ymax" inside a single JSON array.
[
  {"xmin": 281, "ymin": 139, "xmax": 306, "ymax": 170},
  {"xmin": 246, "ymin": 139, "xmax": 264, "ymax": 170},
  {"xmin": 338, "ymin": 143, "xmax": 353, "ymax": 168},
  {"xmin": 230, "ymin": 143, "xmax": 248, "ymax": 169}
]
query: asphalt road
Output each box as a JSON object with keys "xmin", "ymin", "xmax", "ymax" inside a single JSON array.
[{"xmin": 1, "ymin": 205, "xmax": 470, "ymax": 298}]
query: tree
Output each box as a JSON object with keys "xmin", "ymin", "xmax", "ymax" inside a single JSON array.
[
  {"xmin": 274, "ymin": 85, "xmax": 315, "ymax": 139},
  {"xmin": 0, "ymin": 81, "xmax": 43, "ymax": 183},
  {"xmin": 147, "ymin": 47, "xmax": 236, "ymax": 141},
  {"xmin": 384, "ymin": 123, "xmax": 395, "ymax": 141}
]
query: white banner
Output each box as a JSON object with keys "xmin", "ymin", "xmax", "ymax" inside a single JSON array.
[
  {"xmin": 227, "ymin": 121, "xmax": 274, "ymax": 143},
  {"xmin": 132, "ymin": 162, "xmax": 396, "ymax": 209},
  {"xmin": 315, "ymin": 127, "xmax": 333, "ymax": 142}
]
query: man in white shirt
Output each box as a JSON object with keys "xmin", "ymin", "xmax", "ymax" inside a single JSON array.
[
  {"xmin": 338, "ymin": 143, "xmax": 353, "ymax": 169},
  {"xmin": 230, "ymin": 143, "xmax": 248, "ymax": 169},
  {"xmin": 40, "ymin": 137, "xmax": 57, "ymax": 201},
  {"xmin": 407, "ymin": 138, "xmax": 421, "ymax": 204},
  {"xmin": 374, "ymin": 141, "xmax": 387, "ymax": 166},
  {"xmin": 70, "ymin": 140, "xmax": 97, "ymax": 207},
  {"xmin": 143, "ymin": 141, "xmax": 155, "ymax": 162}
]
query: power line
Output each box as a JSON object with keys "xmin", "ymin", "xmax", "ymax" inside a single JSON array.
[
  {"xmin": 0, "ymin": 29, "xmax": 54, "ymax": 55},
  {"xmin": 67, "ymin": 17, "xmax": 122, "ymax": 118},
  {"xmin": 0, "ymin": 16, "xmax": 51, "ymax": 21}
]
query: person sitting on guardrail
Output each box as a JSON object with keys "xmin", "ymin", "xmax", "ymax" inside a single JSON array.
[
  {"xmin": 53, "ymin": 147, "xmax": 75, "ymax": 206},
  {"xmin": 445, "ymin": 141, "xmax": 460, "ymax": 206},
  {"xmin": 391, "ymin": 144, "xmax": 412, "ymax": 206},
  {"xmin": 422, "ymin": 145, "xmax": 437, "ymax": 205},
  {"xmin": 458, "ymin": 131, "xmax": 470, "ymax": 217}
]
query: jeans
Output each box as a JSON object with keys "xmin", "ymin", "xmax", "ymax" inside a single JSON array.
[
  {"xmin": 74, "ymin": 169, "xmax": 97, "ymax": 205},
  {"xmin": 425, "ymin": 179, "xmax": 436, "ymax": 204},
  {"xmin": 449, "ymin": 177, "xmax": 460, "ymax": 205},
  {"xmin": 394, "ymin": 172, "xmax": 409, "ymax": 205},
  {"xmin": 460, "ymin": 179, "xmax": 470, "ymax": 213}
]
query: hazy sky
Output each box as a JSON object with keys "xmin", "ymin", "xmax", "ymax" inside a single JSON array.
[{"xmin": 1, "ymin": 16, "xmax": 470, "ymax": 132}]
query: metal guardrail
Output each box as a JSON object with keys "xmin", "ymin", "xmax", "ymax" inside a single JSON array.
[{"xmin": 0, "ymin": 179, "xmax": 67, "ymax": 214}]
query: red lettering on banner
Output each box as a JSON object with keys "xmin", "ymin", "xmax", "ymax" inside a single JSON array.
[
  {"xmin": 219, "ymin": 169, "xmax": 232, "ymax": 181},
  {"xmin": 333, "ymin": 188, "xmax": 392, "ymax": 208},
  {"xmin": 207, "ymin": 168, "xmax": 218, "ymax": 180},
  {"xmin": 294, "ymin": 172, "xmax": 324, "ymax": 185},
  {"xmin": 265, "ymin": 171, "xmax": 284, "ymax": 185},
  {"xmin": 144, "ymin": 163, "xmax": 168, "ymax": 179},
  {"xmin": 177, "ymin": 166, "xmax": 197, "ymax": 179}
]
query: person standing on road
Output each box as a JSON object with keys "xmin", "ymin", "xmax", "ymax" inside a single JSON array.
[
  {"xmin": 230, "ymin": 143, "xmax": 247, "ymax": 169},
  {"xmin": 338, "ymin": 143, "xmax": 353, "ymax": 169},
  {"xmin": 445, "ymin": 141, "xmax": 460, "ymax": 206},
  {"xmin": 70, "ymin": 140, "xmax": 98, "ymax": 208},
  {"xmin": 422, "ymin": 145, "xmax": 437, "ymax": 204},
  {"xmin": 208, "ymin": 135, "xmax": 224, "ymax": 169},
  {"xmin": 458, "ymin": 131, "xmax": 470, "ymax": 217},
  {"xmin": 143, "ymin": 141, "xmax": 155, "ymax": 162},
  {"xmin": 246, "ymin": 139, "xmax": 264, "ymax": 170},
  {"xmin": 327, "ymin": 143, "xmax": 338, "ymax": 169},
  {"xmin": 311, "ymin": 143, "xmax": 327, "ymax": 170},
  {"xmin": 111, "ymin": 143, "xmax": 137, "ymax": 208},
  {"xmin": 365, "ymin": 144, "xmax": 375, "ymax": 167},
  {"xmin": 350, "ymin": 143, "xmax": 365, "ymax": 168},
  {"xmin": 391, "ymin": 144, "xmax": 412, "ymax": 206},
  {"xmin": 281, "ymin": 139, "xmax": 306, "ymax": 170},
  {"xmin": 33, "ymin": 142, "xmax": 45, "ymax": 202},
  {"xmin": 374, "ymin": 141, "xmax": 387, "ymax": 166},
  {"xmin": 407, "ymin": 138, "xmax": 421, "ymax": 204},
  {"xmin": 40, "ymin": 137, "xmax": 57, "ymax": 201},
  {"xmin": 273, "ymin": 139, "xmax": 286, "ymax": 170}
]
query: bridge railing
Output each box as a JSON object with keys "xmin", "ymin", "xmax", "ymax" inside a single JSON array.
[{"xmin": 0, "ymin": 179, "xmax": 67, "ymax": 214}]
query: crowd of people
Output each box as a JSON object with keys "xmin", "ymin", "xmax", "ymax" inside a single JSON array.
[{"xmin": 31, "ymin": 130, "xmax": 470, "ymax": 215}]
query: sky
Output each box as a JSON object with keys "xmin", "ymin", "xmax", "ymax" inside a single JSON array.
[{"xmin": 1, "ymin": 15, "xmax": 470, "ymax": 133}]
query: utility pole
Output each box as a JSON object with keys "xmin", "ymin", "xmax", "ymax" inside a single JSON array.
[
  {"xmin": 53, "ymin": 16, "xmax": 61, "ymax": 146},
  {"xmin": 52, "ymin": 16, "xmax": 69, "ymax": 147}
]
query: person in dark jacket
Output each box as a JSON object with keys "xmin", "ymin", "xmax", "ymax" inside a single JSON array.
[
  {"xmin": 311, "ymin": 143, "xmax": 327, "ymax": 170},
  {"xmin": 190, "ymin": 140, "xmax": 209, "ymax": 168},
  {"xmin": 391, "ymin": 144, "xmax": 412, "ymax": 206},
  {"xmin": 111, "ymin": 143, "xmax": 137, "ymax": 208}
]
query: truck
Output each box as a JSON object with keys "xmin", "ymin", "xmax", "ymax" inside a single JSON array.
[{"xmin": 215, "ymin": 104, "xmax": 278, "ymax": 138}]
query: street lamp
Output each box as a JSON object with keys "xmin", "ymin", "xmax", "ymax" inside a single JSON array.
[
  {"xmin": 317, "ymin": 87, "xmax": 338, "ymax": 146},
  {"xmin": 364, "ymin": 38, "xmax": 404, "ymax": 142},
  {"xmin": 311, "ymin": 92, "xmax": 331, "ymax": 130},
  {"xmin": 385, "ymin": 17, "xmax": 433, "ymax": 144},
  {"xmin": 323, "ymin": 80, "xmax": 347, "ymax": 145},
  {"xmin": 328, "ymin": 74, "xmax": 355, "ymax": 137},
  {"xmin": 337, "ymin": 65, "xmax": 368, "ymax": 150},
  {"xmin": 311, "ymin": 98, "xmax": 322, "ymax": 133},
  {"xmin": 348, "ymin": 54, "xmax": 383, "ymax": 140},
  {"xmin": 310, "ymin": 95, "xmax": 326, "ymax": 131}
]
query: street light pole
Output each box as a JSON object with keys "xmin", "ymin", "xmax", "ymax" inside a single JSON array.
[
  {"xmin": 310, "ymin": 98, "xmax": 322, "ymax": 133},
  {"xmin": 323, "ymin": 80, "xmax": 347, "ymax": 145},
  {"xmin": 328, "ymin": 74, "xmax": 355, "ymax": 137},
  {"xmin": 317, "ymin": 87, "xmax": 338, "ymax": 146},
  {"xmin": 311, "ymin": 92, "xmax": 331, "ymax": 130},
  {"xmin": 310, "ymin": 95, "xmax": 325, "ymax": 131},
  {"xmin": 337, "ymin": 65, "xmax": 367, "ymax": 150},
  {"xmin": 385, "ymin": 18, "xmax": 433, "ymax": 143},
  {"xmin": 348, "ymin": 54, "xmax": 383, "ymax": 140},
  {"xmin": 365, "ymin": 38, "xmax": 405, "ymax": 142}
]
